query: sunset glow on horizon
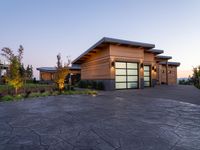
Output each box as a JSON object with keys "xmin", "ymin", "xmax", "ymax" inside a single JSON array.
[{"xmin": 0, "ymin": 0, "xmax": 199, "ymax": 79}]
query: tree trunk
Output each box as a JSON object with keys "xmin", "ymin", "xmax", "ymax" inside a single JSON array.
[{"xmin": 15, "ymin": 88, "xmax": 18, "ymax": 95}]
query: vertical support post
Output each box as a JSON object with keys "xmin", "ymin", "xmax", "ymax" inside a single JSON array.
[{"xmin": 166, "ymin": 61, "xmax": 169, "ymax": 85}]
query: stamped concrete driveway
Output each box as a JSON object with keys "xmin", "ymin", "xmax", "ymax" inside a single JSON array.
[{"xmin": 0, "ymin": 85, "xmax": 200, "ymax": 150}]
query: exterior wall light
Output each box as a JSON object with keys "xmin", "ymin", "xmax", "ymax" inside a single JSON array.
[
  {"xmin": 140, "ymin": 63, "xmax": 144, "ymax": 69},
  {"xmin": 111, "ymin": 61, "xmax": 115, "ymax": 68},
  {"xmin": 152, "ymin": 66, "xmax": 157, "ymax": 72}
]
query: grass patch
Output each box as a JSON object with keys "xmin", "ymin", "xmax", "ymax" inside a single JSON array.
[
  {"xmin": 0, "ymin": 90, "xmax": 98, "ymax": 102},
  {"xmin": 1, "ymin": 95, "xmax": 14, "ymax": 101}
]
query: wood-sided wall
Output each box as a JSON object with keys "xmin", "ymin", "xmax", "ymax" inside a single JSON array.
[
  {"xmin": 109, "ymin": 44, "xmax": 144, "ymax": 80},
  {"xmin": 160, "ymin": 65, "xmax": 178, "ymax": 85},
  {"xmin": 81, "ymin": 46, "xmax": 111, "ymax": 80}
]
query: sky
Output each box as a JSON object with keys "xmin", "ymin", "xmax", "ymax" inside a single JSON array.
[{"xmin": 0, "ymin": 0, "xmax": 200, "ymax": 79}]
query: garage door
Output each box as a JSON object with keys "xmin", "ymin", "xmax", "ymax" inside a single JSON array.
[
  {"xmin": 144, "ymin": 65, "xmax": 151, "ymax": 87},
  {"xmin": 115, "ymin": 62, "xmax": 138, "ymax": 89}
]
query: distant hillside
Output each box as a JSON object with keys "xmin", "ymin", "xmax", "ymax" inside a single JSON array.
[{"xmin": 178, "ymin": 78, "xmax": 189, "ymax": 81}]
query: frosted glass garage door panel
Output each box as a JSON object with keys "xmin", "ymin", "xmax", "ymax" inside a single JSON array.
[
  {"xmin": 127, "ymin": 82, "xmax": 138, "ymax": 88},
  {"xmin": 127, "ymin": 76, "xmax": 138, "ymax": 82},
  {"xmin": 144, "ymin": 66, "xmax": 150, "ymax": 71},
  {"xmin": 144, "ymin": 77, "xmax": 150, "ymax": 81},
  {"xmin": 115, "ymin": 83, "xmax": 126, "ymax": 89},
  {"xmin": 116, "ymin": 69, "xmax": 126, "ymax": 75},
  {"xmin": 127, "ymin": 63, "xmax": 138, "ymax": 69},
  {"xmin": 115, "ymin": 62, "xmax": 126, "ymax": 68},
  {"xmin": 115, "ymin": 76, "xmax": 126, "ymax": 82},
  {"xmin": 144, "ymin": 71, "xmax": 150, "ymax": 76},
  {"xmin": 144, "ymin": 82, "xmax": 150, "ymax": 87},
  {"xmin": 127, "ymin": 70, "xmax": 138, "ymax": 75}
]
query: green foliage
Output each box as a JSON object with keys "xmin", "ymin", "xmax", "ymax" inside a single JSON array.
[
  {"xmin": 1, "ymin": 95, "xmax": 14, "ymax": 101},
  {"xmin": 63, "ymin": 90, "xmax": 97, "ymax": 95},
  {"xmin": 179, "ymin": 78, "xmax": 193, "ymax": 85},
  {"xmin": 1, "ymin": 46, "xmax": 24, "ymax": 94},
  {"xmin": 97, "ymin": 82, "xmax": 105, "ymax": 90},
  {"xmin": 78, "ymin": 80, "xmax": 104, "ymax": 90},
  {"xmin": 26, "ymin": 65, "xmax": 33, "ymax": 80},
  {"xmin": 192, "ymin": 66, "xmax": 200, "ymax": 89},
  {"xmin": 78, "ymin": 80, "xmax": 87, "ymax": 88},
  {"xmin": 15, "ymin": 94, "xmax": 24, "ymax": 100},
  {"xmin": 54, "ymin": 53, "xmax": 70, "ymax": 91},
  {"xmin": 0, "ymin": 89, "xmax": 98, "ymax": 102},
  {"xmin": 29, "ymin": 92, "xmax": 41, "ymax": 98}
]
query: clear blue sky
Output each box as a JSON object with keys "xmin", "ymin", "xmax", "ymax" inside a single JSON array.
[{"xmin": 0, "ymin": 0, "xmax": 200, "ymax": 78}]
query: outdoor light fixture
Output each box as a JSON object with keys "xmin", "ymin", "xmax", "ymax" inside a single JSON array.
[
  {"xmin": 111, "ymin": 61, "xmax": 115, "ymax": 67},
  {"xmin": 152, "ymin": 66, "xmax": 157, "ymax": 72},
  {"xmin": 140, "ymin": 63, "xmax": 144, "ymax": 69}
]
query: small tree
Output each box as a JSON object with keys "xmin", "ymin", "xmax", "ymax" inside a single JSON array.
[
  {"xmin": 54, "ymin": 53, "xmax": 70, "ymax": 92},
  {"xmin": 26, "ymin": 65, "xmax": 33, "ymax": 80},
  {"xmin": 192, "ymin": 66, "xmax": 200, "ymax": 89},
  {"xmin": 1, "ymin": 46, "xmax": 24, "ymax": 94}
]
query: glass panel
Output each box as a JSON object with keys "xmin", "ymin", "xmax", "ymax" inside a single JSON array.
[
  {"xmin": 144, "ymin": 82, "xmax": 150, "ymax": 87},
  {"xmin": 115, "ymin": 76, "xmax": 126, "ymax": 82},
  {"xmin": 127, "ymin": 82, "xmax": 138, "ymax": 88},
  {"xmin": 127, "ymin": 76, "xmax": 138, "ymax": 82},
  {"xmin": 127, "ymin": 63, "xmax": 137, "ymax": 69},
  {"xmin": 127, "ymin": 70, "xmax": 138, "ymax": 75},
  {"xmin": 144, "ymin": 77, "xmax": 150, "ymax": 81},
  {"xmin": 115, "ymin": 82, "xmax": 126, "ymax": 89},
  {"xmin": 115, "ymin": 62, "xmax": 126, "ymax": 68},
  {"xmin": 144, "ymin": 66, "xmax": 150, "ymax": 71},
  {"xmin": 144, "ymin": 71, "xmax": 150, "ymax": 76},
  {"xmin": 116, "ymin": 69, "xmax": 126, "ymax": 75}
]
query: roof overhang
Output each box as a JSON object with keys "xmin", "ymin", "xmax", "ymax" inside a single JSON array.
[
  {"xmin": 36, "ymin": 67, "xmax": 56, "ymax": 72},
  {"xmin": 159, "ymin": 62, "xmax": 180, "ymax": 66},
  {"xmin": 147, "ymin": 49, "xmax": 164, "ymax": 55},
  {"xmin": 72, "ymin": 37, "xmax": 155, "ymax": 64},
  {"xmin": 156, "ymin": 55, "xmax": 172, "ymax": 60},
  {"xmin": 37, "ymin": 65, "xmax": 81, "ymax": 72}
]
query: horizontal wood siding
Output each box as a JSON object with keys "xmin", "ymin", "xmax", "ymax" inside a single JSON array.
[
  {"xmin": 168, "ymin": 66, "xmax": 178, "ymax": 85},
  {"xmin": 81, "ymin": 47, "xmax": 111, "ymax": 80},
  {"xmin": 161, "ymin": 65, "xmax": 178, "ymax": 85}
]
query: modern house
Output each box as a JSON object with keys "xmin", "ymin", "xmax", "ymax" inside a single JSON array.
[
  {"xmin": 72, "ymin": 37, "xmax": 180, "ymax": 90},
  {"xmin": 37, "ymin": 65, "xmax": 81, "ymax": 84}
]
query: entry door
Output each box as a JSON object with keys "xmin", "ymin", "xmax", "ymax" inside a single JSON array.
[
  {"xmin": 115, "ymin": 62, "xmax": 138, "ymax": 89},
  {"xmin": 144, "ymin": 65, "xmax": 151, "ymax": 87}
]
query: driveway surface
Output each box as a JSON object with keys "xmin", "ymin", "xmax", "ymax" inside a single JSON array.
[{"xmin": 0, "ymin": 85, "xmax": 200, "ymax": 150}]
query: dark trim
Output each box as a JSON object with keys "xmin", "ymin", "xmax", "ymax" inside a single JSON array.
[
  {"xmin": 156, "ymin": 55, "xmax": 172, "ymax": 60},
  {"xmin": 159, "ymin": 62, "xmax": 180, "ymax": 66},
  {"xmin": 144, "ymin": 65, "xmax": 151, "ymax": 87}
]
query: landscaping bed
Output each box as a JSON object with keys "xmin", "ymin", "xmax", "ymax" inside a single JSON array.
[{"xmin": 0, "ymin": 84, "xmax": 97, "ymax": 102}]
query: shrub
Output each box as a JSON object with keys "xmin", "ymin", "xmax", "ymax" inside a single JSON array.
[
  {"xmin": 25, "ymin": 90, "xmax": 31, "ymax": 98},
  {"xmin": 78, "ymin": 80, "xmax": 87, "ymax": 88},
  {"xmin": 1, "ymin": 95, "xmax": 14, "ymax": 101},
  {"xmin": 97, "ymin": 81, "xmax": 104, "ymax": 90},
  {"xmin": 29, "ymin": 92, "xmax": 41, "ymax": 98},
  {"xmin": 40, "ymin": 92, "xmax": 50, "ymax": 97},
  {"xmin": 92, "ymin": 81, "xmax": 97, "ymax": 89},
  {"xmin": 15, "ymin": 94, "xmax": 24, "ymax": 100},
  {"xmin": 40, "ymin": 89, "xmax": 45, "ymax": 93}
]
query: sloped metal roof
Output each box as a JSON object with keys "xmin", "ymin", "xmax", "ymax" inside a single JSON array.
[
  {"xmin": 37, "ymin": 65, "xmax": 80, "ymax": 72},
  {"xmin": 72, "ymin": 37, "xmax": 155, "ymax": 64}
]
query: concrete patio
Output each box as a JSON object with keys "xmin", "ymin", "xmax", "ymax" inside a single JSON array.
[{"xmin": 0, "ymin": 85, "xmax": 200, "ymax": 150}]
